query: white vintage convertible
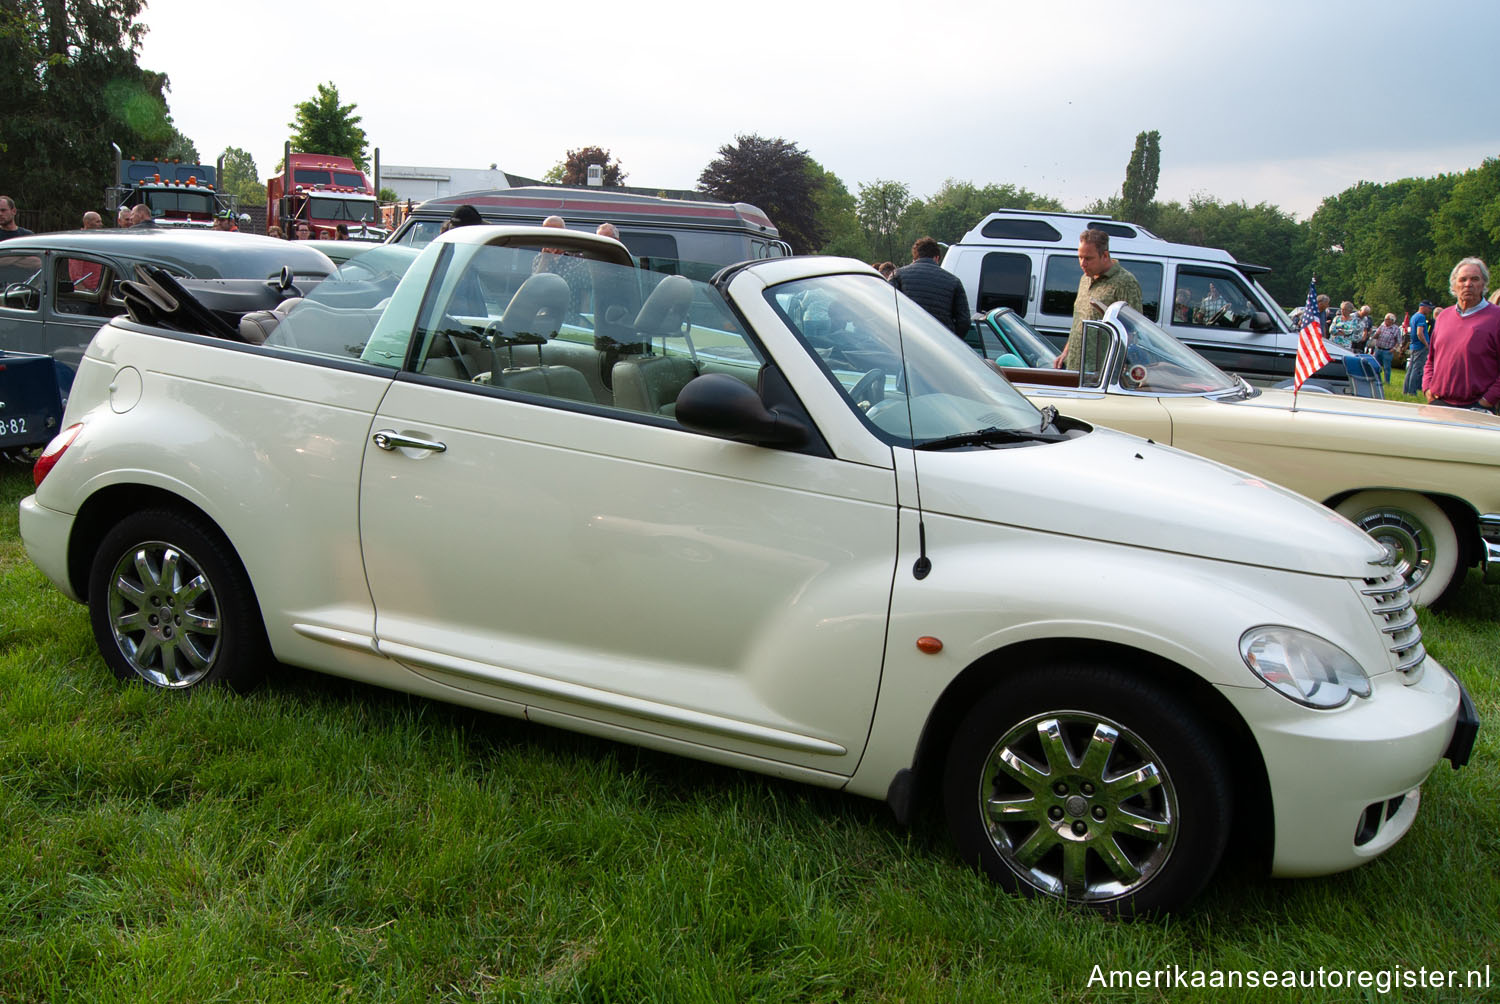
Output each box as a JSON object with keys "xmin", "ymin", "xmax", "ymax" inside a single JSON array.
[
  {"xmin": 975, "ymin": 303, "xmax": 1500, "ymax": 608},
  {"xmin": 19, "ymin": 231, "xmax": 1476, "ymax": 915}
]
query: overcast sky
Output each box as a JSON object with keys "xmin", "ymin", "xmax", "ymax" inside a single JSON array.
[{"xmin": 137, "ymin": 0, "xmax": 1493, "ymax": 221}]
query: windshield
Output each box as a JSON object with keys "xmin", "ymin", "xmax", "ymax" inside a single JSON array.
[
  {"xmin": 308, "ymin": 197, "xmax": 377, "ymax": 223},
  {"xmin": 1114, "ymin": 305, "xmax": 1239, "ymax": 395},
  {"xmin": 1253, "ymin": 278, "xmax": 1292, "ymax": 328},
  {"xmin": 977, "ymin": 309, "xmax": 1056, "ymax": 368},
  {"xmin": 145, "ymin": 191, "xmax": 216, "ymax": 215},
  {"xmin": 767, "ymin": 274, "xmax": 1045, "ymax": 446}
]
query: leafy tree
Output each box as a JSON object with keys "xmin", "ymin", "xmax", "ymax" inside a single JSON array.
[
  {"xmin": 164, "ymin": 127, "xmax": 197, "ymax": 163},
  {"xmin": 377, "ymin": 187, "xmax": 398, "ymax": 203},
  {"xmin": 218, "ymin": 145, "xmax": 266, "ymax": 207},
  {"xmin": 1306, "ymin": 174, "xmax": 1462, "ymax": 314},
  {"xmin": 1152, "ymin": 196, "xmax": 1309, "ymax": 305},
  {"xmin": 856, "ymin": 179, "xmax": 912, "ymax": 264},
  {"xmin": 807, "ymin": 160, "xmax": 869, "ymax": 260},
  {"xmin": 287, "ymin": 82, "xmax": 368, "ymax": 169},
  {"xmin": 549, "ymin": 146, "xmax": 626, "ymax": 186},
  {"xmin": 698, "ymin": 134, "xmax": 823, "ymax": 252},
  {"xmin": 1, "ymin": 0, "xmax": 185, "ymax": 228},
  {"xmin": 903, "ymin": 179, "xmax": 1063, "ymax": 250},
  {"xmin": 1121, "ymin": 130, "xmax": 1161, "ymax": 226},
  {"xmin": 1426, "ymin": 158, "xmax": 1500, "ymax": 297}
]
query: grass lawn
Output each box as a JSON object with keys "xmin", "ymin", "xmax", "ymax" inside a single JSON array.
[{"xmin": 2, "ymin": 460, "xmax": 1496, "ymax": 1003}]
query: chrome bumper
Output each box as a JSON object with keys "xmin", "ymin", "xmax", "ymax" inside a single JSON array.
[{"xmin": 1480, "ymin": 514, "xmax": 1500, "ymax": 586}]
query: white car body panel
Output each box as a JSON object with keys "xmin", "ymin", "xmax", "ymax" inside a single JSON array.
[{"xmin": 18, "ymin": 235, "xmax": 1471, "ymax": 903}]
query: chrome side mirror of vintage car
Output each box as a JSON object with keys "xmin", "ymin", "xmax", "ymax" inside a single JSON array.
[{"xmin": 675, "ymin": 373, "xmax": 808, "ymax": 447}]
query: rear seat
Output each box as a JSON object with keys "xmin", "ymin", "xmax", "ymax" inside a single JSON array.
[{"xmin": 492, "ymin": 338, "xmax": 611, "ymax": 406}]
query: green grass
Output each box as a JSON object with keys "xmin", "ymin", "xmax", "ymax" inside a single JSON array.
[{"xmin": 2, "ymin": 461, "xmax": 1497, "ymax": 1003}]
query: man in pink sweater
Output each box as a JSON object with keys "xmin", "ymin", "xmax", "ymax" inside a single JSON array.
[{"xmin": 1425, "ymin": 257, "xmax": 1500, "ymax": 414}]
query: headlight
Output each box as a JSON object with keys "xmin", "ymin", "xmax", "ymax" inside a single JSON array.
[{"xmin": 1239, "ymin": 626, "xmax": 1372, "ymax": 709}]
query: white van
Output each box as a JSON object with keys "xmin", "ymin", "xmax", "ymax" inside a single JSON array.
[{"xmin": 942, "ymin": 210, "xmax": 1346, "ymax": 387}]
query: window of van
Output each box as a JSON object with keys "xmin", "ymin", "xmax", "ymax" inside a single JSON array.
[
  {"xmin": 1171, "ymin": 269, "xmax": 1259, "ymax": 329},
  {"xmin": 1039, "ymin": 256, "xmax": 1161, "ymax": 322},
  {"xmin": 977, "ymin": 252, "xmax": 1030, "ymax": 313},
  {"xmin": 979, "ymin": 219, "xmax": 1061, "ymax": 241}
]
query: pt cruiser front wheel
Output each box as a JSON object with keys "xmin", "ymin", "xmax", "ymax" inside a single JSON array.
[
  {"xmin": 88, "ymin": 509, "xmax": 266, "ymax": 691},
  {"xmin": 943, "ymin": 665, "xmax": 1231, "ymax": 916}
]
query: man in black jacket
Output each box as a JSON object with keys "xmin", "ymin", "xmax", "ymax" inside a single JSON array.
[{"xmin": 893, "ymin": 236, "xmax": 969, "ymax": 337}]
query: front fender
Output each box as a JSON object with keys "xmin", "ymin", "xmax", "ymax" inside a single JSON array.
[{"xmin": 847, "ymin": 509, "xmax": 1374, "ymax": 800}]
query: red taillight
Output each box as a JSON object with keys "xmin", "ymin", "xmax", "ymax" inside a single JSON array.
[{"xmin": 33, "ymin": 423, "xmax": 82, "ymax": 487}]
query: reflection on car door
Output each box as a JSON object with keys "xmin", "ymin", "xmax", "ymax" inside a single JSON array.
[{"xmin": 357, "ymin": 381, "xmax": 900, "ymax": 775}]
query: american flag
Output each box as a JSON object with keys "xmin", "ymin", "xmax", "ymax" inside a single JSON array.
[{"xmin": 1294, "ymin": 280, "xmax": 1332, "ymax": 390}]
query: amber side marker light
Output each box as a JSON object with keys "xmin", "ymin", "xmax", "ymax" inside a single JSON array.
[
  {"xmin": 916, "ymin": 636, "xmax": 943, "ymax": 654},
  {"xmin": 33, "ymin": 424, "xmax": 83, "ymax": 487}
]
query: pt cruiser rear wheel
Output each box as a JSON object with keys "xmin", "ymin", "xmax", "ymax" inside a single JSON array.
[
  {"xmin": 943, "ymin": 665, "xmax": 1231, "ymax": 916},
  {"xmin": 88, "ymin": 509, "xmax": 266, "ymax": 691}
]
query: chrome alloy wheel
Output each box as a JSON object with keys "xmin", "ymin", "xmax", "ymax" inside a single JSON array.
[
  {"xmin": 977, "ymin": 712, "xmax": 1178, "ymax": 903},
  {"xmin": 1347, "ymin": 509, "xmax": 1433, "ymax": 589},
  {"xmin": 105, "ymin": 540, "xmax": 222, "ymax": 688}
]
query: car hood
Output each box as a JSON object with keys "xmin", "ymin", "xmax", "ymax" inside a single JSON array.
[
  {"xmin": 1242, "ymin": 387, "xmax": 1500, "ymax": 431},
  {"xmin": 912, "ymin": 426, "xmax": 1384, "ymax": 576}
]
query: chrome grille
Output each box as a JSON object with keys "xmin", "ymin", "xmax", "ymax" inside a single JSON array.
[{"xmin": 1359, "ymin": 568, "xmax": 1426, "ymax": 680}]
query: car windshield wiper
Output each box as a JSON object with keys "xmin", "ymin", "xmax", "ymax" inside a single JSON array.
[
  {"xmin": 915, "ymin": 425, "xmax": 1066, "ymax": 450},
  {"xmin": 1038, "ymin": 404, "xmax": 1059, "ymax": 432}
]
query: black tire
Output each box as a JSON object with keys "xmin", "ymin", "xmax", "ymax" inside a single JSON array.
[
  {"xmin": 943, "ymin": 664, "xmax": 1231, "ymax": 916},
  {"xmin": 88, "ymin": 508, "xmax": 267, "ymax": 692}
]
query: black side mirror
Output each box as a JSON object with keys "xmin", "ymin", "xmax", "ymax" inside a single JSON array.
[
  {"xmin": 1251, "ymin": 311, "xmax": 1274, "ymax": 332},
  {"xmin": 675, "ymin": 373, "xmax": 807, "ymax": 446}
]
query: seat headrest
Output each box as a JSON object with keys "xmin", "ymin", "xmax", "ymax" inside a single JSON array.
[
  {"xmin": 633, "ymin": 274, "xmax": 693, "ymax": 338},
  {"xmin": 500, "ymin": 272, "xmax": 570, "ymax": 339}
]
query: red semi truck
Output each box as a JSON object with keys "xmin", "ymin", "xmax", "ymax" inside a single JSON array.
[{"xmin": 267, "ymin": 151, "xmax": 383, "ymax": 239}]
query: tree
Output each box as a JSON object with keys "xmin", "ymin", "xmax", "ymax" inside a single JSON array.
[
  {"xmin": 218, "ymin": 146, "xmax": 266, "ymax": 207},
  {"xmin": 856, "ymin": 180, "xmax": 911, "ymax": 264},
  {"xmin": 698, "ymin": 134, "xmax": 823, "ymax": 252},
  {"xmin": 1152, "ymin": 195, "xmax": 1309, "ymax": 305},
  {"xmin": 164, "ymin": 127, "xmax": 197, "ymax": 163},
  {"xmin": 1, "ymin": 0, "xmax": 185, "ymax": 229},
  {"xmin": 807, "ymin": 159, "xmax": 869, "ymax": 259},
  {"xmin": 548, "ymin": 146, "xmax": 626, "ymax": 186},
  {"xmin": 287, "ymin": 82, "xmax": 368, "ymax": 169},
  {"xmin": 1121, "ymin": 130, "xmax": 1161, "ymax": 226},
  {"xmin": 1426, "ymin": 159, "xmax": 1500, "ymax": 296},
  {"xmin": 903, "ymin": 179, "xmax": 1063, "ymax": 250}
]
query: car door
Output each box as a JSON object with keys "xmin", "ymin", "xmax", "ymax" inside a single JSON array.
[
  {"xmin": 356, "ymin": 245, "xmax": 899, "ymax": 775},
  {"xmin": 42, "ymin": 251, "xmax": 125, "ymax": 370},
  {"xmin": 0, "ymin": 245, "xmax": 45, "ymax": 354}
]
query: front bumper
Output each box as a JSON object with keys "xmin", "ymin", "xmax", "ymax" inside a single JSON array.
[
  {"xmin": 1219, "ymin": 655, "xmax": 1467, "ymax": 878},
  {"xmin": 1479, "ymin": 514, "xmax": 1500, "ymax": 586},
  {"xmin": 18, "ymin": 494, "xmax": 81, "ymax": 602}
]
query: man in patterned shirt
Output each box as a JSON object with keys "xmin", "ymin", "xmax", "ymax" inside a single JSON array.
[{"xmin": 1055, "ymin": 228, "xmax": 1143, "ymax": 369}]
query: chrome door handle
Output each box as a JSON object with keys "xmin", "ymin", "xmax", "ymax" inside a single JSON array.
[{"xmin": 372, "ymin": 429, "xmax": 446, "ymax": 453}]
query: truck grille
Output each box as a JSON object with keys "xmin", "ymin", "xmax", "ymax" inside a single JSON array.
[{"xmin": 1359, "ymin": 568, "xmax": 1426, "ymax": 681}]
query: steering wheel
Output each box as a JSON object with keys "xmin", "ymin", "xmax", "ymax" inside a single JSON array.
[{"xmin": 850, "ymin": 368, "xmax": 886, "ymax": 410}]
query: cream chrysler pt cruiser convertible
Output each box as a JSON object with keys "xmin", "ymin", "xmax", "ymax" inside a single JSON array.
[{"xmin": 19, "ymin": 227, "xmax": 1477, "ymax": 915}]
